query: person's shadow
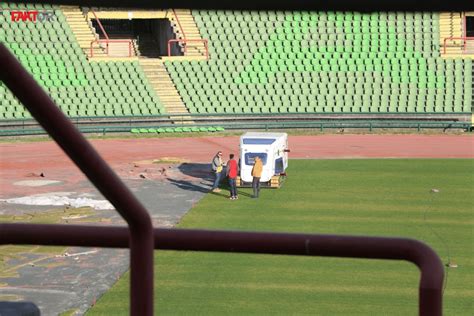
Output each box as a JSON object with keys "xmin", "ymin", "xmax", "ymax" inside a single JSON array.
[
  {"xmin": 177, "ymin": 163, "xmax": 215, "ymax": 182},
  {"xmin": 167, "ymin": 163, "xmax": 251, "ymax": 199},
  {"xmin": 163, "ymin": 163, "xmax": 224, "ymax": 198},
  {"xmin": 166, "ymin": 177, "xmax": 211, "ymax": 193},
  {"xmin": 166, "ymin": 177, "xmax": 233, "ymax": 199}
]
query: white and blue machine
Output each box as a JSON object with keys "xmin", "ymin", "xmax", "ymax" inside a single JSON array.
[{"xmin": 237, "ymin": 132, "xmax": 289, "ymax": 188}]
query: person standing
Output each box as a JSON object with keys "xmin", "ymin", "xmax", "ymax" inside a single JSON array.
[
  {"xmin": 227, "ymin": 153, "xmax": 238, "ymax": 200},
  {"xmin": 211, "ymin": 151, "xmax": 224, "ymax": 192},
  {"xmin": 251, "ymin": 156, "xmax": 263, "ymax": 198}
]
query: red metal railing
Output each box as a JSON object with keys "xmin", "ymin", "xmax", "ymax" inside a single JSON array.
[
  {"xmin": 0, "ymin": 41, "xmax": 444, "ymax": 316},
  {"xmin": 0, "ymin": 43, "xmax": 153, "ymax": 315},
  {"xmin": 443, "ymin": 36, "xmax": 474, "ymax": 54},
  {"xmin": 90, "ymin": 9, "xmax": 109, "ymax": 41},
  {"xmin": 0, "ymin": 224, "xmax": 445, "ymax": 316},
  {"xmin": 89, "ymin": 39, "xmax": 134, "ymax": 57},
  {"xmin": 172, "ymin": 9, "xmax": 186, "ymax": 41},
  {"xmin": 88, "ymin": 9, "xmax": 134, "ymax": 58},
  {"xmin": 167, "ymin": 38, "xmax": 209, "ymax": 59},
  {"xmin": 462, "ymin": 12, "xmax": 466, "ymax": 38}
]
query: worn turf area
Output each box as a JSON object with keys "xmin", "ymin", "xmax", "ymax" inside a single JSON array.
[
  {"xmin": 0, "ymin": 207, "xmax": 97, "ymax": 278},
  {"xmin": 88, "ymin": 159, "xmax": 473, "ymax": 315}
]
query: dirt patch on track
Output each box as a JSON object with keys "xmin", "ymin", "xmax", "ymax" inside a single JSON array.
[{"xmin": 1, "ymin": 134, "xmax": 472, "ymax": 198}]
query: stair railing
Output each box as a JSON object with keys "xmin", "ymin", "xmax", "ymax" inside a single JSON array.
[
  {"xmin": 167, "ymin": 38, "xmax": 209, "ymax": 59},
  {"xmin": 90, "ymin": 39, "xmax": 134, "ymax": 57},
  {"xmin": 443, "ymin": 36, "xmax": 474, "ymax": 54},
  {"xmin": 90, "ymin": 9, "xmax": 111, "ymax": 55},
  {"xmin": 172, "ymin": 9, "xmax": 187, "ymax": 54}
]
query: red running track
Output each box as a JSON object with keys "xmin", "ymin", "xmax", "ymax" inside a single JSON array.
[{"xmin": 0, "ymin": 134, "xmax": 473, "ymax": 198}]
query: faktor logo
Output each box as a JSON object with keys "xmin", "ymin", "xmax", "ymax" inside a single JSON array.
[{"xmin": 10, "ymin": 10, "xmax": 56, "ymax": 22}]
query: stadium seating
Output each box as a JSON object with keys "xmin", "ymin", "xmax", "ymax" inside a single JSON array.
[
  {"xmin": 1, "ymin": 5, "xmax": 472, "ymax": 119},
  {"xmin": 165, "ymin": 10, "xmax": 472, "ymax": 114},
  {"xmin": 0, "ymin": 2, "xmax": 165, "ymax": 119}
]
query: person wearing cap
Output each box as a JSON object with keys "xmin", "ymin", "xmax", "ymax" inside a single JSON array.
[
  {"xmin": 251, "ymin": 156, "xmax": 263, "ymax": 198},
  {"xmin": 211, "ymin": 151, "xmax": 224, "ymax": 192}
]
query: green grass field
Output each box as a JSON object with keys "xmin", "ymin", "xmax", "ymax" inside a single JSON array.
[{"xmin": 88, "ymin": 159, "xmax": 473, "ymax": 315}]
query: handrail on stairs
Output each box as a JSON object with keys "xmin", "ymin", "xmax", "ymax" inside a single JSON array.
[
  {"xmin": 90, "ymin": 39, "xmax": 134, "ymax": 57},
  {"xmin": 462, "ymin": 12, "xmax": 466, "ymax": 37},
  {"xmin": 443, "ymin": 36, "xmax": 474, "ymax": 54},
  {"xmin": 172, "ymin": 9, "xmax": 187, "ymax": 54},
  {"xmin": 167, "ymin": 39, "xmax": 209, "ymax": 59},
  {"xmin": 90, "ymin": 8, "xmax": 109, "ymax": 41}
]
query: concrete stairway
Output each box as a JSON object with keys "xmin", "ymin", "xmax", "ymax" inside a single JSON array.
[
  {"xmin": 169, "ymin": 9, "xmax": 207, "ymax": 59},
  {"xmin": 60, "ymin": 5, "xmax": 105, "ymax": 58},
  {"xmin": 134, "ymin": 34, "xmax": 160, "ymax": 58},
  {"xmin": 468, "ymin": 42, "xmax": 474, "ymax": 54},
  {"xmin": 107, "ymin": 41, "xmax": 137, "ymax": 57},
  {"xmin": 139, "ymin": 58, "xmax": 189, "ymax": 115},
  {"xmin": 439, "ymin": 12, "xmax": 465, "ymax": 57}
]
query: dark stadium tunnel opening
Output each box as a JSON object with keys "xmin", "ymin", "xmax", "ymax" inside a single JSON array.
[
  {"xmin": 466, "ymin": 15, "xmax": 474, "ymax": 37},
  {"xmin": 90, "ymin": 17, "xmax": 182, "ymax": 57}
]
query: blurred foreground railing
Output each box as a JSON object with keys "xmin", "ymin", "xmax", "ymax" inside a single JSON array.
[
  {"xmin": 0, "ymin": 224, "xmax": 445, "ymax": 316},
  {"xmin": 0, "ymin": 41, "xmax": 444, "ymax": 316}
]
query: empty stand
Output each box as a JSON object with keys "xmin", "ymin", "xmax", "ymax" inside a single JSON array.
[
  {"xmin": 1, "ymin": 6, "xmax": 472, "ymax": 121},
  {"xmin": 61, "ymin": 5, "xmax": 106, "ymax": 58},
  {"xmin": 0, "ymin": 2, "xmax": 165, "ymax": 120},
  {"xmin": 165, "ymin": 10, "xmax": 472, "ymax": 114}
]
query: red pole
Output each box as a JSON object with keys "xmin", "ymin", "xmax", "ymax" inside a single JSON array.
[
  {"xmin": 172, "ymin": 9, "xmax": 186, "ymax": 55},
  {"xmin": 90, "ymin": 9, "xmax": 110, "ymax": 56},
  {"xmin": 0, "ymin": 224, "xmax": 444, "ymax": 316},
  {"xmin": 462, "ymin": 12, "xmax": 466, "ymax": 38},
  {"xmin": 90, "ymin": 9, "xmax": 109, "ymax": 40},
  {"xmin": 168, "ymin": 40, "xmax": 171, "ymax": 56},
  {"xmin": 0, "ymin": 43, "xmax": 154, "ymax": 316},
  {"xmin": 172, "ymin": 8, "xmax": 186, "ymax": 40}
]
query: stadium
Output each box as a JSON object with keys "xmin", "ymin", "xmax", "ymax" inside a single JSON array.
[{"xmin": 0, "ymin": 0, "xmax": 473, "ymax": 315}]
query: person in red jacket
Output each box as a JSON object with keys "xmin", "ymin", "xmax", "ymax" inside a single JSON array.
[{"xmin": 226, "ymin": 153, "xmax": 238, "ymax": 200}]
